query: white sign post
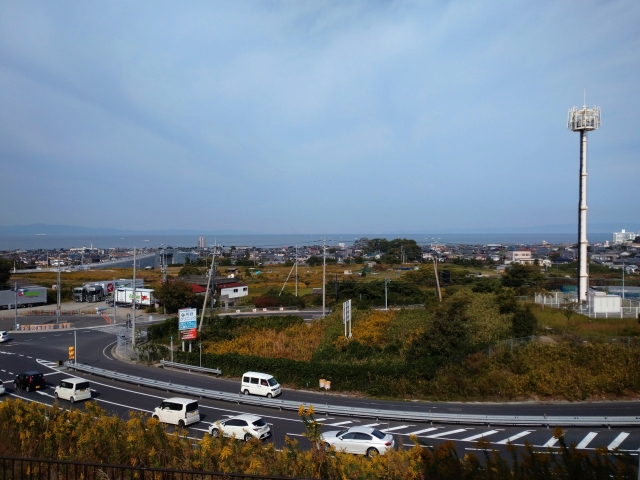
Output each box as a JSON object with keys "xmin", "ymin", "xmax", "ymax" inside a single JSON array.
[{"xmin": 343, "ymin": 299, "xmax": 352, "ymax": 338}]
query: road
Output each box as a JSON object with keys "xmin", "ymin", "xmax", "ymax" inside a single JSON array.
[{"xmin": 1, "ymin": 327, "xmax": 640, "ymax": 460}]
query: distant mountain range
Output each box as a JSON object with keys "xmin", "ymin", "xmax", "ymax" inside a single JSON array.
[
  {"xmin": 0, "ymin": 224, "xmax": 254, "ymax": 236},
  {"xmin": 0, "ymin": 223, "xmax": 638, "ymax": 236}
]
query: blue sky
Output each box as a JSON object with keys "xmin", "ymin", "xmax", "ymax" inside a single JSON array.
[{"xmin": 0, "ymin": 1, "xmax": 638, "ymax": 234}]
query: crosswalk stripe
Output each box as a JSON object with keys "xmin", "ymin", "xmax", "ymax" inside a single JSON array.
[
  {"xmin": 380, "ymin": 425, "xmax": 414, "ymax": 433},
  {"xmin": 324, "ymin": 421, "xmax": 353, "ymax": 427},
  {"xmin": 427, "ymin": 429, "xmax": 467, "ymax": 439},
  {"xmin": 461, "ymin": 430, "xmax": 500, "ymax": 442},
  {"xmin": 407, "ymin": 428, "xmax": 439, "ymax": 436},
  {"xmin": 543, "ymin": 437, "xmax": 559, "ymax": 448},
  {"xmin": 607, "ymin": 432, "xmax": 630, "ymax": 450},
  {"xmin": 496, "ymin": 431, "xmax": 534, "ymax": 445},
  {"xmin": 576, "ymin": 432, "xmax": 598, "ymax": 450}
]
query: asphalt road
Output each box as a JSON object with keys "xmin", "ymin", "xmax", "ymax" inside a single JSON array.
[{"xmin": 1, "ymin": 328, "xmax": 640, "ymax": 460}]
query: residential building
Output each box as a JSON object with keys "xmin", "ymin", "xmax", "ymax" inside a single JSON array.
[{"xmin": 613, "ymin": 229, "xmax": 636, "ymax": 244}]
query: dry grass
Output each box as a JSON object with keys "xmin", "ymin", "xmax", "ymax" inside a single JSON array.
[{"xmin": 205, "ymin": 321, "xmax": 325, "ymax": 361}]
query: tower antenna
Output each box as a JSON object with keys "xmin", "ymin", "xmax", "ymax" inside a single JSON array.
[{"xmin": 567, "ymin": 101, "xmax": 601, "ymax": 303}]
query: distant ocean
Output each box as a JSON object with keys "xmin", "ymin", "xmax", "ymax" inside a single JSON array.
[{"xmin": 0, "ymin": 232, "xmax": 613, "ymax": 251}]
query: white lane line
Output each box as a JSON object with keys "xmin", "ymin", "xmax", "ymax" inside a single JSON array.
[
  {"xmin": 325, "ymin": 421, "xmax": 353, "ymax": 427},
  {"xmin": 576, "ymin": 432, "xmax": 598, "ymax": 450},
  {"xmin": 95, "ymin": 397, "xmax": 152, "ymax": 413},
  {"xmin": 406, "ymin": 428, "xmax": 439, "ymax": 436},
  {"xmin": 426, "ymin": 429, "xmax": 467, "ymax": 439},
  {"xmin": 361, "ymin": 423, "xmax": 381, "ymax": 428},
  {"xmin": 608, "ymin": 432, "xmax": 630, "ymax": 450},
  {"xmin": 461, "ymin": 430, "xmax": 500, "ymax": 442},
  {"xmin": 542, "ymin": 437, "xmax": 559, "ymax": 448},
  {"xmin": 27, "ymin": 356, "xmax": 32, "ymax": 359},
  {"xmin": 18, "ymin": 354, "xmax": 24, "ymax": 357},
  {"xmin": 315, "ymin": 417, "xmax": 335, "ymax": 421},
  {"xmin": 285, "ymin": 433, "xmax": 306, "ymax": 438},
  {"xmin": 54, "ymin": 334, "xmax": 61, "ymax": 337},
  {"xmin": 496, "ymin": 431, "xmax": 535, "ymax": 445},
  {"xmin": 1, "ymin": 370, "xmax": 5, "ymax": 372},
  {"xmin": 102, "ymin": 341, "xmax": 116, "ymax": 360},
  {"xmin": 380, "ymin": 425, "xmax": 415, "ymax": 433}
]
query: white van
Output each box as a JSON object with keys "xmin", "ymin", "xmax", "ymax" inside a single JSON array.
[
  {"xmin": 241, "ymin": 372, "xmax": 282, "ymax": 398},
  {"xmin": 153, "ymin": 397, "xmax": 200, "ymax": 427},
  {"xmin": 54, "ymin": 378, "xmax": 92, "ymax": 403}
]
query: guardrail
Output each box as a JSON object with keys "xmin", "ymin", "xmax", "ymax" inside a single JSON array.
[
  {"xmin": 160, "ymin": 360, "xmax": 221, "ymax": 375},
  {"xmin": 63, "ymin": 363, "xmax": 640, "ymax": 427}
]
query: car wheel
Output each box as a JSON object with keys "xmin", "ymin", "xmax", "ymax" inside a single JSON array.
[
  {"xmin": 244, "ymin": 433, "xmax": 252, "ymax": 442},
  {"xmin": 152, "ymin": 415, "xmax": 159, "ymax": 420},
  {"xmin": 54, "ymin": 392, "xmax": 59, "ymax": 399},
  {"xmin": 178, "ymin": 420, "xmax": 185, "ymax": 428},
  {"xmin": 210, "ymin": 428, "xmax": 219, "ymax": 438},
  {"xmin": 324, "ymin": 443, "xmax": 331, "ymax": 452},
  {"xmin": 367, "ymin": 447, "xmax": 379, "ymax": 457},
  {"xmin": 70, "ymin": 397, "xmax": 75, "ymax": 404},
  {"xmin": 243, "ymin": 389, "xmax": 249, "ymax": 396},
  {"xmin": 25, "ymin": 386, "xmax": 31, "ymax": 393},
  {"xmin": 266, "ymin": 393, "xmax": 272, "ymax": 399}
]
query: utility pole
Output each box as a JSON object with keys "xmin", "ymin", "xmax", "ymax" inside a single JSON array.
[
  {"xmin": 335, "ymin": 273, "xmax": 338, "ymax": 302},
  {"xmin": 56, "ymin": 254, "xmax": 60, "ymax": 329},
  {"xmin": 132, "ymin": 247, "xmax": 137, "ymax": 348},
  {"xmin": 434, "ymin": 257, "xmax": 442, "ymax": 302},
  {"xmin": 322, "ymin": 238, "xmax": 326, "ymax": 318},
  {"xmin": 199, "ymin": 245, "xmax": 216, "ymax": 332},
  {"xmin": 113, "ymin": 277, "xmax": 117, "ymax": 324},
  {"xmin": 13, "ymin": 281, "xmax": 18, "ymax": 331},
  {"xmin": 295, "ymin": 244, "xmax": 298, "ymax": 297},
  {"xmin": 385, "ymin": 278, "xmax": 389, "ymax": 310}
]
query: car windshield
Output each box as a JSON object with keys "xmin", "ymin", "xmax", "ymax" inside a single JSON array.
[
  {"xmin": 252, "ymin": 418, "xmax": 267, "ymax": 427},
  {"xmin": 371, "ymin": 429, "xmax": 386, "ymax": 440},
  {"xmin": 267, "ymin": 377, "xmax": 278, "ymax": 386},
  {"xmin": 336, "ymin": 429, "xmax": 349, "ymax": 437}
]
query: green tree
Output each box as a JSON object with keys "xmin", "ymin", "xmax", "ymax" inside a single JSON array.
[
  {"xmin": 178, "ymin": 264, "xmax": 203, "ymax": 276},
  {"xmin": 0, "ymin": 257, "xmax": 11, "ymax": 287},
  {"xmin": 512, "ymin": 305, "xmax": 538, "ymax": 338},
  {"xmin": 153, "ymin": 279, "xmax": 196, "ymax": 313},
  {"xmin": 307, "ymin": 256, "xmax": 322, "ymax": 267},
  {"xmin": 501, "ymin": 263, "xmax": 544, "ymax": 295}
]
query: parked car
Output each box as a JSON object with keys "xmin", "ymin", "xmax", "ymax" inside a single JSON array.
[
  {"xmin": 54, "ymin": 378, "xmax": 92, "ymax": 403},
  {"xmin": 14, "ymin": 371, "xmax": 46, "ymax": 392},
  {"xmin": 208, "ymin": 414, "xmax": 271, "ymax": 441},
  {"xmin": 0, "ymin": 380, "xmax": 5, "ymax": 395},
  {"xmin": 152, "ymin": 397, "xmax": 200, "ymax": 427},
  {"xmin": 0, "ymin": 331, "xmax": 9, "ymax": 343},
  {"xmin": 322, "ymin": 426, "xmax": 394, "ymax": 457}
]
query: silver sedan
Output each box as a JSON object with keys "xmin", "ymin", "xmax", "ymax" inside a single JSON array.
[{"xmin": 322, "ymin": 426, "xmax": 395, "ymax": 457}]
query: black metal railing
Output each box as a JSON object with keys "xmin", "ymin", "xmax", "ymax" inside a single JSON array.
[{"xmin": 0, "ymin": 457, "xmax": 311, "ymax": 480}]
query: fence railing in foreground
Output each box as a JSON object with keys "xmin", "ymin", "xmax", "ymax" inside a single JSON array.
[
  {"xmin": 64, "ymin": 362, "xmax": 640, "ymax": 427},
  {"xmin": 160, "ymin": 360, "xmax": 222, "ymax": 375},
  {"xmin": 0, "ymin": 456, "xmax": 308, "ymax": 480}
]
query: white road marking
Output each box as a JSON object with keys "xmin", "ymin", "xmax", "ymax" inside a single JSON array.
[
  {"xmin": 102, "ymin": 341, "xmax": 116, "ymax": 360},
  {"xmin": 285, "ymin": 433, "xmax": 306, "ymax": 438},
  {"xmin": 607, "ymin": 432, "xmax": 630, "ymax": 450},
  {"xmin": 461, "ymin": 430, "xmax": 500, "ymax": 442},
  {"xmin": 360, "ymin": 423, "xmax": 381, "ymax": 428},
  {"xmin": 542, "ymin": 437, "xmax": 559, "ymax": 448},
  {"xmin": 324, "ymin": 421, "xmax": 353, "ymax": 427},
  {"xmin": 496, "ymin": 431, "xmax": 535, "ymax": 444},
  {"xmin": 427, "ymin": 429, "xmax": 467, "ymax": 439},
  {"xmin": 406, "ymin": 428, "xmax": 439, "ymax": 436},
  {"xmin": 576, "ymin": 432, "xmax": 598, "ymax": 449},
  {"xmin": 95, "ymin": 397, "xmax": 152, "ymax": 413},
  {"xmin": 380, "ymin": 425, "xmax": 415, "ymax": 433}
]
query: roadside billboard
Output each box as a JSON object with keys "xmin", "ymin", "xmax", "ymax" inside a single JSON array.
[{"xmin": 178, "ymin": 308, "xmax": 197, "ymax": 340}]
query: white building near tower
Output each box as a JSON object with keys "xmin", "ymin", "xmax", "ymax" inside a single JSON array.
[{"xmin": 613, "ymin": 229, "xmax": 636, "ymax": 244}]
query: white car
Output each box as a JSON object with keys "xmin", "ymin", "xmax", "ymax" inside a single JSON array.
[
  {"xmin": 322, "ymin": 426, "xmax": 395, "ymax": 457},
  {"xmin": 0, "ymin": 331, "xmax": 9, "ymax": 343},
  {"xmin": 54, "ymin": 378, "xmax": 92, "ymax": 403},
  {"xmin": 208, "ymin": 414, "xmax": 271, "ymax": 441},
  {"xmin": 153, "ymin": 397, "xmax": 200, "ymax": 427}
]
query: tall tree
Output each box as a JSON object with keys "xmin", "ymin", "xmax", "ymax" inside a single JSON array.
[{"xmin": 0, "ymin": 258, "xmax": 11, "ymax": 287}]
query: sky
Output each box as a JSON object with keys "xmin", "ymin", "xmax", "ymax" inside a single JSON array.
[{"xmin": 0, "ymin": 1, "xmax": 638, "ymax": 234}]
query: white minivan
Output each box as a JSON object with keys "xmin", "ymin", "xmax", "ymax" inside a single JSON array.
[
  {"xmin": 153, "ymin": 397, "xmax": 200, "ymax": 427},
  {"xmin": 241, "ymin": 372, "xmax": 282, "ymax": 398},
  {"xmin": 54, "ymin": 378, "xmax": 92, "ymax": 403}
]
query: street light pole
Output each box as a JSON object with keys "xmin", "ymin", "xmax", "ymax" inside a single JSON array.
[
  {"xmin": 132, "ymin": 247, "xmax": 136, "ymax": 349},
  {"xmin": 385, "ymin": 278, "xmax": 389, "ymax": 310},
  {"xmin": 322, "ymin": 238, "xmax": 326, "ymax": 318},
  {"xmin": 56, "ymin": 254, "xmax": 60, "ymax": 329}
]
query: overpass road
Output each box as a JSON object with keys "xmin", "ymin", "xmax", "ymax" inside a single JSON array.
[{"xmin": 1, "ymin": 329, "xmax": 639, "ymax": 460}]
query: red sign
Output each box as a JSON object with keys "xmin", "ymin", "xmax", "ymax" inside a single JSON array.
[
  {"xmin": 180, "ymin": 328, "xmax": 197, "ymax": 340},
  {"xmin": 107, "ymin": 283, "xmax": 114, "ymax": 293}
]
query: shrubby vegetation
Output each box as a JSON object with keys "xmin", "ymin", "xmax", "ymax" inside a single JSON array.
[{"xmin": 0, "ymin": 400, "xmax": 635, "ymax": 479}]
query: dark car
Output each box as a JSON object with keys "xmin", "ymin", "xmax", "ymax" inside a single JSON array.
[{"xmin": 14, "ymin": 371, "xmax": 46, "ymax": 392}]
